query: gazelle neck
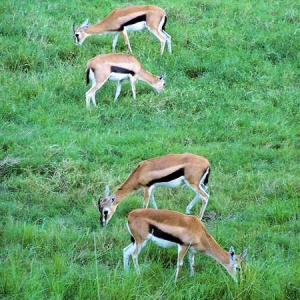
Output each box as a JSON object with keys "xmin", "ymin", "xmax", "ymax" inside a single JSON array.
[
  {"xmin": 85, "ymin": 21, "xmax": 109, "ymax": 35},
  {"xmin": 113, "ymin": 173, "xmax": 140, "ymax": 205},
  {"xmin": 205, "ymin": 236, "xmax": 230, "ymax": 267},
  {"xmin": 137, "ymin": 68, "xmax": 159, "ymax": 86}
]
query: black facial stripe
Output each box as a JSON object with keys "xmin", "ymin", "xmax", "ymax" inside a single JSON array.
[
  {"xmin": 146, "ymin": 168, "xmax": 184, "ymax": 187},
  {"xmin": 118, "ymin": 14, "xmax": 147, "ymax": 31},
  {"xmin": 111, "ymin": 66, "xmax": 135, "ymax": 76},
  {"xmin": 149, "ymin": 224, "xmax": 183, "ymax": 245}
]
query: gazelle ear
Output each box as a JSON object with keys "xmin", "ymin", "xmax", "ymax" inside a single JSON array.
[
  {"xmin": 229, "ymin": 246, "xmax": 236, "ymax": 264},
  {"xmin": 79, "ymin": 19, "xmax": 90, "ymax": 29},
  {"xmin": 108, "ymin": 194, "xmax": 116, "ymax": 206},
  {"xmin": 104, "ymin": 185, "xmax": 110, "ymax": 197},
  {"xmin": 242, "ymin": 247, "xmax": 249, "ymax": 261}
]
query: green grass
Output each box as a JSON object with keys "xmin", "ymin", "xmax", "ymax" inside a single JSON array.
[{"xmin": 1, "ymin": 0, "xmax": 299, "ymax": 299}]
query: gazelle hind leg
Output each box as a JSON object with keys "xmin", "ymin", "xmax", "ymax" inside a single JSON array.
[
  {"xmin": 162, "ymin": 30, "xmax": 171, "ymax": 53},
  {"xmin": 147, "ymin": 25, "xmax": 167, "ymax": 55},
  {"xmin": 185, "ymin": 193, "xmax": 200, "ymax": 215},
  {"xmin": 131, "ymin": 241, "xmax": 147, "ymax": 275},
  {"xmin": 86, "ymin": 82, "xmax": 104, "ymax": 107}
]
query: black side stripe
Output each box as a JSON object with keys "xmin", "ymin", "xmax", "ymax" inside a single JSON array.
[
  {"xmin": 146, "ymin": 168, "xmax": 184, "ymax": 187},
  {"xmin": 111, "ymin": 66, "xmax": 135, "ymax": 76},
  {"xmin": 149, "ymin": 224, "xmax": 183, "ymax": 245},
  {"xmin": 118, "ymin": 14, "xmax": 147, "ymax": 31}
]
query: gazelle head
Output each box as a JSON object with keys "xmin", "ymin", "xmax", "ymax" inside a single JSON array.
[
  {"xmin": 152, "ymin": 75, "xmax": 166, "ymax": 93},
  {"xmin": 226, "ymin": 247, "xmax": 248, "ymax": 282},
  {"xmin": 98, "ymin": 186, "xmax": 117, "ymax": 226},
  {"xmin": 73, "ymin": 19, "xmax": 90, "ymax": 45}
]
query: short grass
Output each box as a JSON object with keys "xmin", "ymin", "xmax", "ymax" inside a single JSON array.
[{"xmin": 1, "ymin": 0, "xmax": 299, "ymax": 299}]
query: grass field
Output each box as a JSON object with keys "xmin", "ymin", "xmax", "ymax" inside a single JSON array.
[{"xmin": 1, "ymin": 0, "xmax": 299, "ymax": 299}]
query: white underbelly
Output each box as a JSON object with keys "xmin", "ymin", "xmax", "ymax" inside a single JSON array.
[
  {"xmin": 109, "ymin": 73, "xmax": 131, "ymax": 81},
  {"xmin": 148, "ymin": 234, "xmax": 177, "ymax": 248},
  {"xmin": 125, "ymin": 21, "xmax": 147, "ymax": 32},
  {"xmin": 152, "ymin": 176, "xmax": 185, "ymax": 188}
]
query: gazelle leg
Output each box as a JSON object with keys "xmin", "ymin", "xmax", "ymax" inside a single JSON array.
[
  {"xmin": 147, "ymin": 24, "xmax": 168, "ymax": 55},
  {"xmin": 198, "ymin": 190, "xmax": 209, "ymax": 220},
  {"xmin": 131, "ymin": 241, "xmax": 147, "ymax": 276},
  {"xmin": 112, "ymin": 33, "xmax": 119, "ymax": 51},
  {"xmin": 129, "ymin": 76, "xmax": 136, "ymax": 99},
  {"xmin": 86, "ymin": 81, "xmax": 105, "ymax": 107},
  {"xmin": 185, "ymin": 193, "xmax": 200, "ymax": 215},
  {"xmin": 114, "ymin": 80, "xmax": 123, "ymax": 101},
  {"xmin": 188, "ymin": 251, "xmax": 195, "ymax": 276},
  {"xmin": 175, "ymin": 245, "xmax": 188, "ymax": 282},
  {"xmin": 123, "ymin": 242, "xmax": 135, "ymax": 270},
  {"xmin": 120, "ymin": 30, "xmax": 133, "ymax": 53},
  {"xmin": 148, "ymin": 186, "xmax": 158, "ymax": 209},
  {"xmin": 143, "ymin": 187, "xmax": 150, "ymax": 208},
  {"xmin": 162, "ymin": 30, "xmax": 172, "ymax": 53}
]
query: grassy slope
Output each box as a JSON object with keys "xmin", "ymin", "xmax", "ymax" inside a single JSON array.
[{"xmin": 0, "ymin": 0, "xmax": 299, "ymax": 299}]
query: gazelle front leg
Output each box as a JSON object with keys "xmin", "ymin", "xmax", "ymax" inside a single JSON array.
[
  {"xmin": 129, "ymin": 76, "xmax": 136, "ymax": 99},
  {"xmin": 148, "ymin": 186, "xmax": 158, "ymax": 209},
  {"xmin": 114, "ymin": 80, "xmax": 123, "ymax": 101},
  {"xmin": 120, "ymin": 29, "xmax": 133, "ymax": 53},
  {"xmin": 188, "ymin": 251, "xmax": 195, "ymax": 276},
  {"xmin": 175, "ymin": 245, "xmax": 188, "ymax": 282},
  {"xmin": 112, "ymin": 33, "xmax": 119, "ymax": 52},
  {"xmin": 143, "ymin": 187, "xmax": 150, "ymax": 208}
]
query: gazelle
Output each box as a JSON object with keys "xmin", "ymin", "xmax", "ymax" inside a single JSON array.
[
  {"xmin": 124, "ymin": 208, "xmax": 248, "ymax": 282},
  {"xmin": 85, "ymin": 53, "xmax": 165, "ymax": 107},
  {"xmin": 73, "ymin": 5, "xmax": 172, "ymax": 55},
  {"xmin": 98, "ymin": 153, "xmax": 210, "ymax": 226}
]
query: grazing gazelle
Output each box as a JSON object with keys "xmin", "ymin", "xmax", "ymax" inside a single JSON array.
[
  {"xmin": 98, "ymin": 153, "xmax": 210, "ymax": 226},
  {"xmin": 85, "ymin": 53, "xmax": 165, "ymax": 107},
  {"xmin": 124, "ymin": 209, "xmax": 248, "ymax": 282},
  {"xmin": 73, "ymin": 5, "xmax": 172, "ymax": 55}
]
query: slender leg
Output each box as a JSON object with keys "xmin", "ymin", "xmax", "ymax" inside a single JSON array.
[
  {"xmin": 185, "ymin": 194, "xmax": 200, "ymax": 215},
  {"xmin": 175, "ymin": 245, "xmax": 188, "ymax": 282},
  {"xmin": 147, "ymin": 26, "xmax": 167, "ymax": 55},
  {"xmin": 123, "ymin": 243, "xmax": 135, "ymax": 270},
  {"xmin": 114, "ymin": 80, "xmax": 123, "ymax": 101},
  {"xmin": 129, "ymin": 76, "xmax": 136, "ymax": 99},
  {"xmin": 112, "ymin": 33, "xmax": 119, "ymax": 51},
  {"xmin": 162, "ymin": 31, "xmax": 172, "ymax": 53},
  {"xmin": 143, "ymin": 187, "xmax": 150, "ymax": 208},
  {"xmin": 86, "ymin": 82, "xmax": 105, "ymax": 107},
  {"xmin": 132, "ymin": 241, "xmax": 147, "ymax": 276},
  {"xmin": 188, "ymin": 251, "xmax": 195, "ymax": 276},
  {"xmin": 120, "ymin": 30, "xmax": 133, "ymax": 53},
  {"xmin": 148, "ymin": 186, "xmax": 158, "ymax": 209}
]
